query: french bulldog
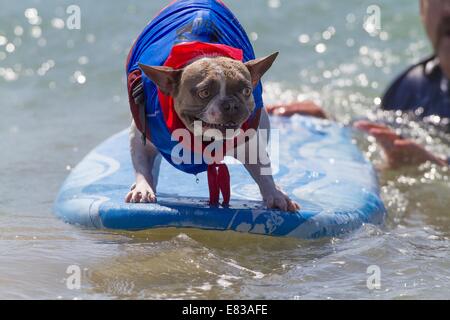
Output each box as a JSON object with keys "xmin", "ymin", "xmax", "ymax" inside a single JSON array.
[{"xmin": 125, "ymin": 53, "xmax": 300, "ymax": 212}]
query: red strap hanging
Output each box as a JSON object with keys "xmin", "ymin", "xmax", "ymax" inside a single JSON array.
[
  {"xmin": 207, "ymin": 164, "xmax": 231, "ymax": 206},
  {"xmin": 218, "ymin": 164, "xmax": 230, "ymax": 205}
]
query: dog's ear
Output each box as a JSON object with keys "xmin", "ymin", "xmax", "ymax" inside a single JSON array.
[
  {"xmin": 139, "ymin": 64, "xmax": 183, "ymax": 96},
  {"xmin": 245, "ymin": 52, "xmax": 279, "ymax": 88}
]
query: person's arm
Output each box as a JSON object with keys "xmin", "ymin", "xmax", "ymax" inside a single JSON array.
[
  {"xmin": 354, "ymin": 121, "xmax": 448, "ymax": 169},
  {"xmin": 266, "ymin": 101, "xmax": 328, "ymax": 119}
]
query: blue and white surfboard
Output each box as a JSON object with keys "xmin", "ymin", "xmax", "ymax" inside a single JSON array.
[{"xmin": 54, "ymin": 116, "xmax": 386, "ymax": 239}]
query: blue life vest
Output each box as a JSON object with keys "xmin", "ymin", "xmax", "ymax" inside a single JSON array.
[{"xmin": 126, "ymin": 0, "xmax": 264, "ymax": 176}]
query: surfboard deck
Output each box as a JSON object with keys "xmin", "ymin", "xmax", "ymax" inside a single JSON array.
[{"xmin": 54, "ymin": 116, "xmax": 386, "ymax": 239}]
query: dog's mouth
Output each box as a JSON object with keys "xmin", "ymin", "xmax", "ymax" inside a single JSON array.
[
  {"xmin": 182, "ymin": 114, "xmax": 244, "ymax": 138},
  {"xmin": 195, "ymin": 118, "xmax": 240, "ymax": 130}
]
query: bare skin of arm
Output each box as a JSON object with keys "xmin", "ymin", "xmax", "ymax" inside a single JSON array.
[
  {"xmin": 267, "ymin": 102, "xmax": 447, "ymax": 169},
  {"xmin": 266, "ymin": 101, "xmax": 328, "ymax": 119},
  {"xmin": 354, "ymin": 120, "xmax": 447, "ymax": 169}
]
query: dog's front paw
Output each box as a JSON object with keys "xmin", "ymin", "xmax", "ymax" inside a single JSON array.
[
  {"xmin": 263, "ymin": 188, "xmax": 300, "ymax": 212},
  {"xmin": 125, "ymin": 182, "xmax": 157, "ymax": 203}
]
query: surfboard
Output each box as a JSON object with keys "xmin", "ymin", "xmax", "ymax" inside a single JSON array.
[{"xmin": 54, "ymin": 116, "xmax": 386, "ymax": 239}]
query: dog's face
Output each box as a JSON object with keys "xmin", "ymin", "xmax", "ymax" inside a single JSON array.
[{"xmin": 139, "ymin": 53, "xmax": 278, "ymax": 139}]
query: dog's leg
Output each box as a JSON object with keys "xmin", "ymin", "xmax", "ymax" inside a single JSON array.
[
  {"xmin": 125, "ymin": 121, "xmax": 161, "ymax": 203},
  {"xmin": 242, "ymin": 109, "xmax": 300, "ymax": 212}
]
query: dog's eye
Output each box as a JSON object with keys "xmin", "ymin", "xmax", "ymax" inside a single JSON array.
[
  {"xmin": 242, "ymin": 87, "xmax": 252, "ymax": 97},
  {"xmin": 198, "ymin": 89, "xmax": 210, "ymax": 99}
]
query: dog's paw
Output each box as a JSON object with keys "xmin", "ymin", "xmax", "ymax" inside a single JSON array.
[
  {"xmin": 125, "ymin": 182, "xmax": 157, "ymax": 203},
  {"xmin": 263, "ymin": 188, "xmax": 300, "ymax": 212}
]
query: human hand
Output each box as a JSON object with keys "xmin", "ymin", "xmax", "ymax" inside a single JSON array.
[
  {"xmin": 354, "ymin": 121, "xmax": 447, "ymax": 169},
  {"xmin": 266, "ymin": 101, "xmax": 328, "ymax": 119}
]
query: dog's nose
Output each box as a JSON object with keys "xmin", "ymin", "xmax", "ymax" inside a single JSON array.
[{"xmin": 220, "ymin": 98, "xmax": 239, "ymax": 115}]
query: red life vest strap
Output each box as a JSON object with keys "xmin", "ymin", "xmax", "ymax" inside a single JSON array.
[{"xmin": 207, "ymin": 164, "xmax": 231, "ymax": 206}]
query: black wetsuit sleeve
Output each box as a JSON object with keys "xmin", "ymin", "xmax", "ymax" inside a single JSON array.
[
  {"xmin": 381, "ymin": 63, "xmax": 424, "ymax": 112},
  {"xmin": 382, "ymin": 72, "xmax": 408, "ymax": 111},
  {"xmin": 380, "ymin": 56, "xmax": 450, "ymax": 117}
]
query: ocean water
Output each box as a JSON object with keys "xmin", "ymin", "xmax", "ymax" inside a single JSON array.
[{"xmin": 0, "ymin": 0, "xmax": 449, "ymax": 299}]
